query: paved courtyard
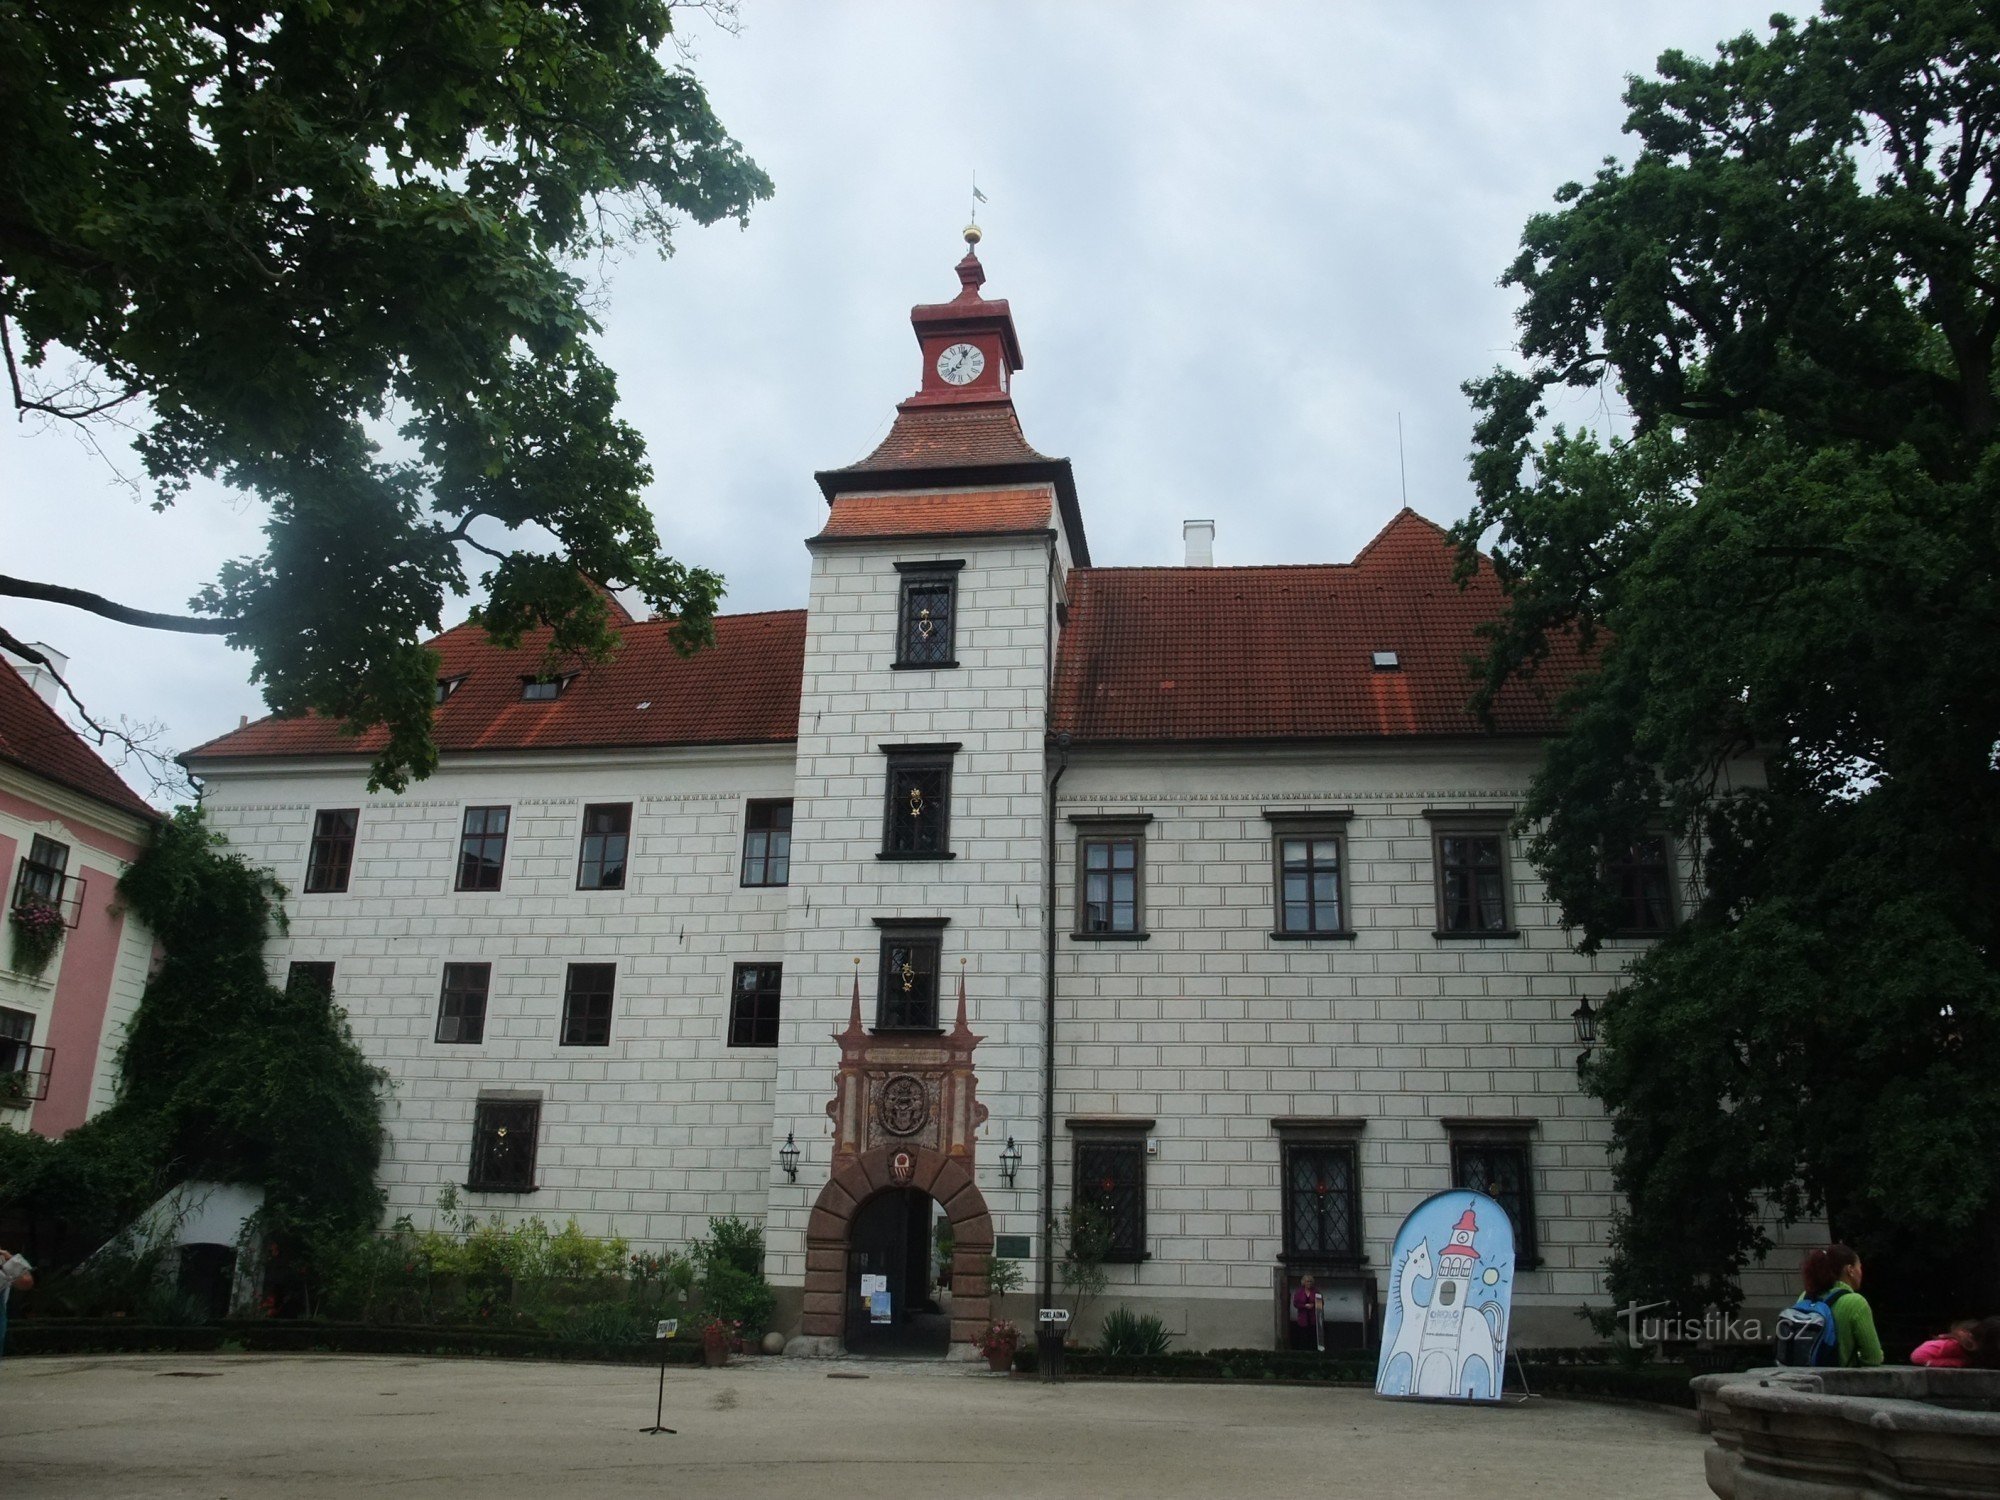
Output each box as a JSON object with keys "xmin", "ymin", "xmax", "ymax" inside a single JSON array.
[{"xmin": 2, "ymin": 1352, "xmax": 1712, "ymax": 1499}]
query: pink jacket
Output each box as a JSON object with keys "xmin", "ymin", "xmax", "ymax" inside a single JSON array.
[{"xmin": 1910, "ymin": 1336, "xmax": 1970, "ymax": 1368}]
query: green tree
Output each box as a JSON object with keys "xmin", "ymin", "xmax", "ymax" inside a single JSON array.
[
  {"xmin": 1455, "ymin": 1, "xmax": 2000, "ymax": 1319},
  {"xmin": 1, "ymin": 2, "xmax": 770, "ymax": 789}
]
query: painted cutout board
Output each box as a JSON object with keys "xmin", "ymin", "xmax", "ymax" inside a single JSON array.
[{"xmin": 1374, "ymin": 1189, "xmax": 1515, "ymax": 1402}]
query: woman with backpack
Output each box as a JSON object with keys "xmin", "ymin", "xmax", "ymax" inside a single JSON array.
[{"xmin": 1797, "ymin": 1244, "xmax": 1883, "ymax": 1368}]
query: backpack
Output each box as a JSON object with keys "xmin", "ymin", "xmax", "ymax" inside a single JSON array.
[{"xmin": 1773, "ymin": 1287, "xmax": 1848, "ymax": 1367}]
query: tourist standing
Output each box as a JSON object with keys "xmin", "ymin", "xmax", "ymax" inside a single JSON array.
[
  {"xmin": 0, "ymin": 1247, "xmax": 33, "ymax": 1360},
  {"xmin": 1289, "ymin": 1275, "xmax": 1323, "ymax": 1352}
]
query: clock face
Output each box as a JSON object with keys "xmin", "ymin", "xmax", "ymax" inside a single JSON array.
[{"xmin": 935, "ymin": 342, "xmax": 986, "ymax": 386}]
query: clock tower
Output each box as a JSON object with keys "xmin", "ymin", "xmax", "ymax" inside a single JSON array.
[{"xmin": 905, "ymin": 225, "xmax": 1023, "ymax": 403}]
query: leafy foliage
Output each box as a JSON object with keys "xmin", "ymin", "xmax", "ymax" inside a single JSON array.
[
  {"xmin": 1456, "ymin": 2, "xmax": 2000, "ymax": 1316},
  {"xmin": 1097, "ymin": 1306, "xmax": 1173, "ymax": 1357},
  {"xmin": 1, "ymin": 2, "xmax": 772, "ymax": 788}
]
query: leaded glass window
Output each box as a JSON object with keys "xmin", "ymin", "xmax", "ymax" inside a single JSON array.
[
  {"xmin": 883, "ymin": 753, "xmax": 952, "ymax": 857},
  {"xmin": 897, "ymin": 576, "xmax": 956, "ymax": 666},
  {"xmin": 1075, "ymin": 1138, "xmax": 1146, "ymax": 1262},
  {"xmin": 877, "ymin": 935, "xmax": 941, "ymax": 1031},
  {"xmin": 1452, "ymin": 1136, "xmax": 1539, "ymax": 1267},
  {"xmin": 1284, "ymin": 1143, "xmax": 1361, "ymax": 1260},
  {"xmin": 468, "ymin": 1098, "xmax": 538, "ymax": 1192}
]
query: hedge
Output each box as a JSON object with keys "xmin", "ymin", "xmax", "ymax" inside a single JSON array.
[{"xmin": 5, "ymin": 1318, "xmax": 709, "ymax": 1365}]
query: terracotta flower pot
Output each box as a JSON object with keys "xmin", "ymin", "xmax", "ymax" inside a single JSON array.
[
  {"xmin": 703, "ymin": 1340, "xmax": 729, "ymax": 1368},
  {"xmin": 985, "ymin": 1343, "xmax": 1016, "ymax": 1374}
]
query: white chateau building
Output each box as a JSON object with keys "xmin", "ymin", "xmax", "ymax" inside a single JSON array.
[{"xmin": 185, "ymin": 236, "xmax": 1793, "ymax": 1352}]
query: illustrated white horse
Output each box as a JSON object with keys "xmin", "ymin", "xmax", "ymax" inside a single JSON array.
[{"xmin": 1376, "ymin": 1239, "xmax": 1432, "ymax": 1395}]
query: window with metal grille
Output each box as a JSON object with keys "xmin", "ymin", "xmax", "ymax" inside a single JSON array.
[
  {"xmin": 456, "ymin": 806, "xmax": 509, "ymax": 891},
  {"xmin": 883, "ymin": 750, "xmax": 954, "ymax": 857},
  {"xmin": 1451, "ymin": 1134, "xmax": 1540, "ymax": 1267},
  {"xmin": 304, "ymin": 809, "xmax": 358, "ymax": 893},
  {"xmin": 877, "ymin": 933, "xmax": 941, "ymax": 1032},
  {"xmin": 436, "ymin": 963, "xmax": 491, "ymax": 1044},
  {"xmin": 1075, "ymin": 824, "xmax": 1146, "ymax": 936},
  {"xmin": 1609, "ymin": 836, "xmax": 1674, "ymax": 934},
  {"xmin": 1283, "ymin": 1143, "xmax": 1362, "ymax": 1260},
  {"xmin": 727, "ymin": 963, "xmax": 782, "ymax": 1048},
  {"xmin": 1433, "ymin": 825, "xmax": 1511, "ymax": 934},
  {"xmin": 895, "ymin": 567, "xmax": 959, "ymax": 668},
  {"xmin": 467, "ymin": 1097, "xmax": 539, "ymax": 1192},
  {"xmin": 576, "ymin": 803, "xmax": 631, "ymax": 890},
  {"xmin": 741, "ymin": 800, "xmax": 792, "ymax": 886},
  {"xmin": 559, "ymin": 963, "xmax": 616, "ymax": 1047},
  {"xmin": 1269, "ymin": 817, "xmax": 1349, "ymax": 936},
  {"xmin": 286, "ymin": 961, "xmax": 335, "ymax": 998},
  {"xmin": 1074, "ymin": 1138, "xmax": 1147, "ymax": 1262}
]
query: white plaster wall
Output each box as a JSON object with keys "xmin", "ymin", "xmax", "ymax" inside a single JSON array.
[
  {"xmin": 1051, "ymin": 743, "xmax": 1803, "ymax": 1345},
  {"xmin": 198, "ymin": 746, "xmax": 796, "ymax": 1250}
]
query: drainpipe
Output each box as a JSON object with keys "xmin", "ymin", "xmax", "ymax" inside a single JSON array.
[{"xmin": 1041, "ymin": 730, "xmax": 1070, "ymax": 1312}]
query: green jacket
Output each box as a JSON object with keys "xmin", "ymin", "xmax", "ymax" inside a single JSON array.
[{"xmin": 1829, "ymin": 1283, "xmax": 1883, "ymax": 1367}]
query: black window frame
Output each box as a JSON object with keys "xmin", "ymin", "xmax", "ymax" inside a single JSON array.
[
  {"xmin": 740, "ymin": 800, "xmax": 793, "ymax": 888},
  {"xmin": 455, "ymin": 805, "xmax": 510, "ymax": 892},
  {"xmin": 875, "ymin": 924, "xmax": 946, "ymax": 1033},
  {"xmin": 576, "ymin": 802, "xmax": 633, "ymax": 891},
  {"xmin": 467, "ymin": 1097, "xmax": 540, "ymax": 1193},
  {"xmin": 518, "ymin": 674, "xmax": 573, "ymax": 701},
  {"xmin": 1279, "ymin": 1136, "xmax": 1364, "ymax": 1264},
  {"xmin": 893, "ymin": 559, "xmax": 963, "ymax": 669},
  {"xmin": 727, "ymin": 962, "xmax": 783, "ymax": 1048},
  {"xmin": 13, "ymin": 834, "xmax": 68, "ymax": 906},
  {"xmin": 1073, "ymin": 1135, "xmax": 1148, "ymax": 1263},
  {"xmin": 435, "ymin": 674, "xmax": 467, "ymax": 703},
  {"xmin": 303, "ymin": 809, "xmax": 358, "ymax": 894},
  {"xmin": 0, "ymin": 1005, "xmax": 36, "ymax": 1080},
  {"xmin": 1448, "ymin": 1126, "xmax": 1541, "ymax": 1270},
  {"xmin": 1427, "ymin": 812, "xmax": 1516, "ymax": 938},
  {"xmin": 285, "ymin": 961, "xmax": 335, "ymax": 998},
  {"xmin": 1071, "ymin": 815, "xmax": 1150, "ymax": 939},
  {"xmin": 881, "ymin": 745, "xmax": 958, "ymax": 860},
  {"xmin": 1607, "ymin": 834, "xmax": 1676, "ymax": 936},
  {"xmin": 1266, "ymin": 812, "xmax": 1353, "ymax": 939},
  {"xmin": 436, "ymin": 962, "xmax": 491, "ymax": 1045},
  {"xmin": 559, "ymin": 962, "xmax": 617, "ymax": 1047}
]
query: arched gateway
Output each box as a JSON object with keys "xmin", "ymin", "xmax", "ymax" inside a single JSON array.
[{"xmin": 797, "ymin": 968, "xmax": 993, "ymax": 1353}]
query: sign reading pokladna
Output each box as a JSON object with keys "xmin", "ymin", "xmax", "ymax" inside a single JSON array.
[{"xmin": 1374, "ymin": 1189, "xmax": 1515, "ymax": 1402}]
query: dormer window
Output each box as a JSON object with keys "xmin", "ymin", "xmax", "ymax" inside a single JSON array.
[
  {"xmin": 520, "ymin": 674, "xmax": 573, "ymax": 701},
  {"xmin": 895, "ymin": 560, "xmax": 963, "ymax": 669},
  {"xmin": 436, "ymin": 675, "xmax": 467, "ymax": 703}
]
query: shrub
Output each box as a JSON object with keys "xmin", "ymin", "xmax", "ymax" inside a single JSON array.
[
  {"xmin": 1098, "ymin": 1306, "xmax": 1173, "ymax": 1357},
  {"xmin": 985, "ymin": 1254, "xmax": 1024, "ymax": 1298}
]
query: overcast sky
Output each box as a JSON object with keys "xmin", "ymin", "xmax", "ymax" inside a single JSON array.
[{"xmin": 1, "ymin": 0, "xmax": 1785, "ymax": 805}]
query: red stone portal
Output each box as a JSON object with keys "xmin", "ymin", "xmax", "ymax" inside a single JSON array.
[{"xmin": 801, "ymin": 969, "xmax": 995, "ymax": 1347}]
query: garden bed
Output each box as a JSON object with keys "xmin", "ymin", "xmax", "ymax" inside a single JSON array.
[{"xmin": 6, "ymin": 1317, "xmax": 710, "ymax": 1366}]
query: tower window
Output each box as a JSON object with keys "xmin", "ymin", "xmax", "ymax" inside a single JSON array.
[
  {"xmin": 882, "ymin": 746, "xmax": 957, "ymax": 859},
  {"xmin": 894, "ymin": 560, "xmax": 964, "ymax": 669},
  {"xmin": 876, "ymin": 930, "xmax": 943, "ymax": 1032},
  {"xmin": 468, "ymin": 1097, "xmax": 539, "ymax": 1193}
]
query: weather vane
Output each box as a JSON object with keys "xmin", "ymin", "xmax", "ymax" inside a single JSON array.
[{"xmin": 970, "ymin": 173, "xmax": 988, "ymax": 227}]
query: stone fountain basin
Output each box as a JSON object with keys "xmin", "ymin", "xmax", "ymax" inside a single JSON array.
[{"xmin": 1693, "ymin": 1367, "xmax": 2000, "ymax": 1499}]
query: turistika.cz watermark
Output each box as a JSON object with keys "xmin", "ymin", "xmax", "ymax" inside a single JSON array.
[{"xmin": 1621, "ymin": 1302, "xmax": 1767, "ymax": 1346}]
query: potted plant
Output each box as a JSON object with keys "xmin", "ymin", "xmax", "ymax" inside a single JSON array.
[
  {"xmin": 8, "ymin": 896, "xmax": 65, "ymax": 978},
  {"xmin": 974, "ymin": 1318, "xmax": 1019, "ymax": 1374},
  {"xmin": 698, "ymin": 1314, "xmax": 731, "ymax": 1368}
]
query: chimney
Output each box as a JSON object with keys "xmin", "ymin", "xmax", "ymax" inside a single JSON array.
[
  {"xmin": 2, "ymin": 640, "xmax": 69, "ymax": 709},
  {"xmin": 1183, "ymin": 519, "xmax": 1215, "ymax": 567}
]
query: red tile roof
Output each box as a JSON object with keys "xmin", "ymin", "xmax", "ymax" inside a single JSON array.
[
  {"xmin": 0, "ymin": 664, "xmax": 157, "ymax": 820},
  {"xmin": 824, "ymin": 402, "xmax": 1055, "ymax": 475},
  {"xmin": 183, "ymin": 609, "xmax": 807, "ymax": 763},
  {"xmin": 1050, "ymin": 509, "xmax": 1583, "ymax": 743},
  {"xmin": 816, "ymin": 488, "xmax": 1053, "ymax": 542}
]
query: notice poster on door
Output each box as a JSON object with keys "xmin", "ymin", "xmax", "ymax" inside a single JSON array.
[
  {"xmin": 1374, "ymin": 1190, "xmax": 1515, "ymax": 1402},
  {"xmin": 860, "ymin": 1274, "xmax": 891, "ymax": 1325}
]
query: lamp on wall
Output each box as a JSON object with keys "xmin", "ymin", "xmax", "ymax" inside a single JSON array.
[
  {"xmin": 778, "ymin": 1131, "xmax": 800, "ymax": 1182},
  {"xmin": 1571, "ymin": 997, "xmax": 1598, "ymax": 1074},
  {"xmin": 999, "ymin": 1136, "xmax": 1021, "ymax": 1187}
]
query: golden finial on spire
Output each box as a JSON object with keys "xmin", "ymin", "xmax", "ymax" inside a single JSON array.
[{"xmin": 963, "ymin": 221, "xmax": 982, "ymax": 247}]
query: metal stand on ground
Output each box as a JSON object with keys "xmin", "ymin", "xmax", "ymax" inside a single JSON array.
[
  {"xmin": 642, "ymin": 1318, "xmax": 679, "ymax": 1434},
  {"xmin": 1503, "ymin": 1349, "xmax": 1537, "ymax": 1405}
]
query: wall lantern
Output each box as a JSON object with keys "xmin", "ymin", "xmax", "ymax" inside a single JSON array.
[
  {"xmin": 779, "ymin": 1131, "xmax": 800, "ymax": 1183},
  {"xmin": 1571, "ymin": 997, "xmax": 1598, "ymax": 1073},
  {"xmin": 999, "ymin": 1136, "xmax": 1022, "ymax": 1187}
]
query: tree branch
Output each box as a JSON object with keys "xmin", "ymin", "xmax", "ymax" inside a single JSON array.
[
  {"xmin": 1, "ymin": 318, "xmax": 147, "ymax": 420},
  {"xmin": 0, "ymin": 574, "xmax": 239, "ymax": 634},
  {"xmin": 0, "ymin": 624, "xmax": 192, "ymax": 801}
]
